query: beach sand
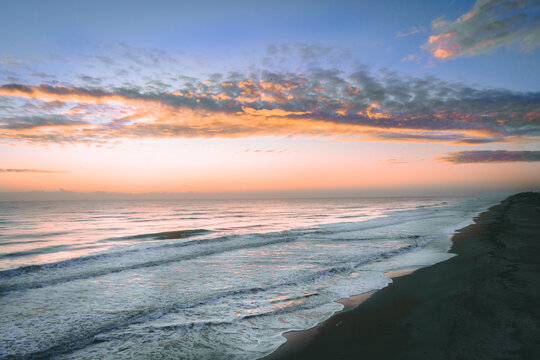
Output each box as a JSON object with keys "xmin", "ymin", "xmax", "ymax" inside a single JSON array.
[{"xmin": 265, "ymin": 192, "xmax": 540, "ymax": 360}]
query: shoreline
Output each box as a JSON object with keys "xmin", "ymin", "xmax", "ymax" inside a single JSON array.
[
  {"xmin": 265, "ymin": 192, "xmax": 540, "ymax": 359},
  {"xmin": 267, "ymin": 267, "xmax": 419, "ymax": 358},
  {"xmin": 338, "ymin": 268, "xmax": 418, "ymax": 313}
]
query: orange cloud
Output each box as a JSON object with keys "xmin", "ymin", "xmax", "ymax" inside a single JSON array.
[
  {"xmin": 433, "ymin": 19, "xmax": 448, "ymax": 28},
  {"xmin": 457, "ymin": 10, "xmax": 476, "ymax": 23},
  {"xmin": 424, "ymin": 0, "xmax": 539, "ymax": 59},
  {"xmin": 240, "ymin": 107, "xmax": 309, "ymax": 118},
  {"xmin": 0, "ymin": 78, "xmax": 536, "ymax": 146},
  {"xmin": 425, "ymin": 32, "xmax": 461, "ymax": 59},
  {"xmin": 357, "ymin": 102, "xmax": 393, "ymax": 120},
  {"xmin": 234, "ymin": 79, "xmax": 297, "ymax": 104}
]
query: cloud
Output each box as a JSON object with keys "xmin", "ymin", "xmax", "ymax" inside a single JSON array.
[
  {"xmin": 261, "ymin": 43, "xmax": 354, "ymax": 72},
  {"xmin": 0, "ymin": 53, "xmax": 23, "ymax": 67},
  {"xmin": 400, "ymin": 54, "xmax": 419, "ymax": 62},
  {"xmin": 396, "ymin": 26, "xmax": 427, "ymax": 38},
  {"xmin": 0, "ymin": 62, "xmax": 539, "ymax": 145},
  {"xmin": 0, "ymin": 114, "xmax": 89, "ymax": 130},
  {"xmin": 0, "ymin": 168, "xmax": 69, "ymax": 173},
  {"xmin": 423, "ymin": 0, "xmax": 540, "ymax": 59},
  {"xmin": 439, "ymin": 150, "xmax": 540, "ymax": 163},
  {"xmin": 385, "ymin": 158, "xmax": 408, "ymax": 164}
]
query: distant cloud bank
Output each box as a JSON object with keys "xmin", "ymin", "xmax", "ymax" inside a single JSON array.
[
  {"xmin": 0, "ymin": 70, "xmax": 538, "ymax": 146},
  {"xmin": 440, "ymin": 150, "xmax": 540, "ymax": 163},
  {"xmin": 0, "ymin": 168, "xmax": 68, "ymax": 173}
]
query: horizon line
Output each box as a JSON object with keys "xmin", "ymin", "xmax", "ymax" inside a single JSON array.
[{"xmin": 0, "ymin": 187, "xmax": 533, "ymax": 201}]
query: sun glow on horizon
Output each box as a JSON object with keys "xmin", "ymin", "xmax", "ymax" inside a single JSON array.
[{"xmin": 1, "ymin": 136, "xmax": 538, "ymax": 194}]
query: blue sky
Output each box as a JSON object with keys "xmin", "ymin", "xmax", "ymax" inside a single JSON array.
[{"xmin": 2, "ymin": 0, "xmax": 538, "ymax": 90}]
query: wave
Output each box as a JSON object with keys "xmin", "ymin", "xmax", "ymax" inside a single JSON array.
[
  {"xmin": 315, "ymin": 212, "xmax": 450, "ymax": 234},
  {"xmin": 0, "ymin": 230, "xmax": 71, "ymax": 239},
  {"xmin": 326, "ymin": 234, "xmax": 423, "ymax": 243},
  {"xmin": 337, "ymin": 214, "xmax": 365, "ymax": 219},
  {"xmin": 0, "ymin": 215, "xmax": 431, "ymax": 294},
  {"xmin": 0, "ymin": 239, "xmax": 47, "ymax": 247},
  {"xmin": 8, "ymin": 244, "xmax": 418, "ymax": 359},
  {"xmin": 0, "ymin": 229, "xmax": 212, "ymax": 276},
  {"xmin": 0, "ymin": 221, "xmax": 418, "ymax": 292},
  {"xmin": 0, "ymin": 232, "xmax": 298, "ymax": 293},
  {"xmin": 106, "ymin": 228, "xmax": 212, "ymax": 241},
  {"xmin": 0, "ymin": 245, "xmax": 71, "ymax": 259}
]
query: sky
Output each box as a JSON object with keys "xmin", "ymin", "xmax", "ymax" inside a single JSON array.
[{"xmin": 0, "ymin": 0, "xmax": 539, "ymax": 196}]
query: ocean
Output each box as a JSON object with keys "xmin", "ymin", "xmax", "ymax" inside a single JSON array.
[{"xmin": 0, "ymin": 195, "xmax": 503, "ymax": 359}]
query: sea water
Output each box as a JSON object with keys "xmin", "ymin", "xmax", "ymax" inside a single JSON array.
[{"xmin": 0, "ymin": 195, "xmax": 503, "ymax": 359}]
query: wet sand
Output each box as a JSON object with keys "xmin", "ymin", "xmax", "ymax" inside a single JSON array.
[{"xmin": 265, "ymin": 192, "xmax": 540, "ymax": 360}]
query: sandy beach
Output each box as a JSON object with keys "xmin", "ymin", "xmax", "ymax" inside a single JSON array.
[{"xmin": 266, "ymin": 192, "xmax": 540, "ymax": 360}]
